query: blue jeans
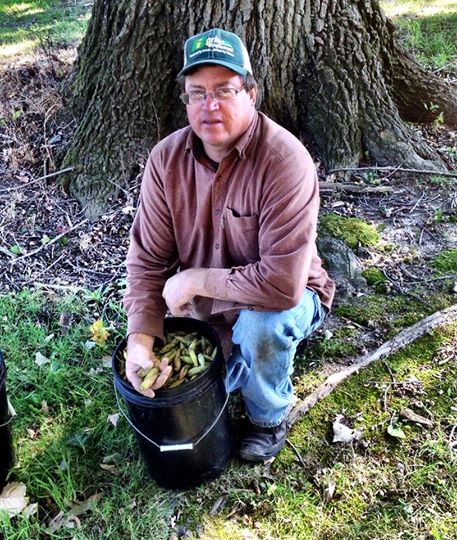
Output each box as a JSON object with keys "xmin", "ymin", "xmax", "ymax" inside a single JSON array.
[{"xmin": 225, "ymin": 288, "xmax": 326, "ymax": 427}]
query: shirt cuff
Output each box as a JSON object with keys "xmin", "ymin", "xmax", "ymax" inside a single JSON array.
[{"xmin": 126, "ymin": 311, "xmax": 165, "ymax": 341}]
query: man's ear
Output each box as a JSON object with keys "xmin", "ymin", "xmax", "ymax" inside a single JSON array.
[{"xmin": 248, "ymin": 86, "xmax": 258, "ymax": 106}]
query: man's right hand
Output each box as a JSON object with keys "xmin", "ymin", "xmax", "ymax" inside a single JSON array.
[{"xmin": 126, "ymin": 333, "xmax": 172, "ymax": 398}]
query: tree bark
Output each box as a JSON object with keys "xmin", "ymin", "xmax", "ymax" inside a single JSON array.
[{"xmin": 61, "ymin": 0, "xmax": 456, "ymax": 217}]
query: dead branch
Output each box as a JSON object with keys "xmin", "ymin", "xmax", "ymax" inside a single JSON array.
[
  {"xmin": 318, "ymin": 182, "xmax": 394, "ymax": 193},
  {"xmin": 0, "ymin": 167, "xmax": 75, "ymax": 193},
  {"xmin": 288, "ymin": 303, "xmax": 457, "ymax": 426},
  {"xmin": 328, "ymin": 166, "xmax": 457, "ymax": 177},
  {"xmin": 10, "ymin": 219, "xmax": 88, "ymax": 263}
]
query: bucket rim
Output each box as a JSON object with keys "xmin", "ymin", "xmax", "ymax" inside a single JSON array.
[{"xmin": 112, "ymin": 317, "xmax": 225, "ymax": 406}]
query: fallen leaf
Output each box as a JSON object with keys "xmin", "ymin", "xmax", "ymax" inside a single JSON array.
[
  {"xmin": 387, "ymin": 420, "xmax": 406, "ymax": 439},
  {"xmin": 7, "ymin": 399, "xmax": 16, "ymax": 417},
  {"xmin": 101, "ymin": 355, "xmax": 112, "ymax": 369},
  {"xmin": 323, "ymin": 481, "xmax": 336, "ymax": 502},
  {"xmin": 47, "ymin": 510, "xmax": 80, "ymax": 532},
  {"xmin": 0, "ymin": 482, "xmax": 29, "ymax": 517},
  {"xmin": 90, "ymin": 319, "xmax": 109, "ymax": 347},
  {"xmin": 99, "ymin": 463, "xmax": 117, "ymax": 474},
  {"xmin": 35, "ymin": 352, "xmax": 50, "ymax": 366},
  {"xmin": 107, "ymin": 413, "xmax": 120, "ymax": 427},
  {"xmin": 58, "ymin": 312, "xmax": 72, "ymax": 333},
  {"xmin": 68, "ymin": 492, "xmax": 103, "ymax": 517},
  {"xmin": 40, "ymin": 400, "xmax": 49, "ymax": 415},
  {"xmin": 22, "ymin": 502, "xmax": 38, "ymax": 518},
  {"xmin": 332, "ymin": 420, "xmax": 363, "ymax": 443}
]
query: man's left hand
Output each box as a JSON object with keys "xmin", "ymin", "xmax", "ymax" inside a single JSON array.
[{"xmin": 162, "ymin": 268, "xmax": 209, "ymax": 316}]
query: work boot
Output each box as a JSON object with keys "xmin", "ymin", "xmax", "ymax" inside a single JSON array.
[{"xmin": 238, "ymin": 418, "xmax": 288, "ymax": 462}]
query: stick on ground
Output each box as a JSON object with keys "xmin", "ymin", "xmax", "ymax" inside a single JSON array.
[{"xmin": 288, "ymin": 303, "xmax": 457, "ymax": 426}]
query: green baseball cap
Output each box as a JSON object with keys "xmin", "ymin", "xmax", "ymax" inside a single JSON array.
[{"xmin": 178, "ymin": 28, "xmax": 253, "ymax": 77}]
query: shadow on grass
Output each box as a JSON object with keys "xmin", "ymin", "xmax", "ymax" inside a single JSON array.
[
  {"xmin": 0, "ymin": 0, "xmax": 92, "ymax": 48},
  {"xmin": 391, "ymin": 11, "xmax": 457, "ymax": 69}
]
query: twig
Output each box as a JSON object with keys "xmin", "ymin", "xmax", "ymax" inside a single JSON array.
[
  {"xmin": 288, "ymin": 303, "xmax": 457, "ymax": 426},
  {"xmin": 406, "ymin": 274, "xmax": 457, "ymax": 285},
  {"xmin": 286, "ymin": 439, "xmax": 307, "ymax": 468},
  {"xmin": 319, "ymin": 181, "xmax": 393, "ymax": 194},
  {"xmin": 409, "ymin": 190, "xmax": 426, "ymax": 213},
  {"xmin": 0, "ymin": 167, "xmax": 75, "ymax": 193},
  {"xmin": 382, "ymin": 268, "xmax": 431, "ymax": 309},
  {"xmin": 33, "ymin": 283, "xmax": 85, "ymax": 293},
  {"xmin": 329, "ymin": 166, "xmax": 457, "ymax": 178},
  {"xmin": 11, "ymin": 219, "xmax": 88, "ymax": 263}
]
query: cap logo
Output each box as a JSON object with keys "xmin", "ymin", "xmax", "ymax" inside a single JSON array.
[
  {"xmin": 191, "ymin": 38, "xmax": 205, "ymax": 52},
  {"xmin": 190, "ymin": 36, "xmax": 235, "ymax": 58}
]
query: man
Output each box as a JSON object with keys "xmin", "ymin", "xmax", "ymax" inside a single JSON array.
[{"xmin": 124, "ymin": 28, "xmax": 335, "ymax": 462}]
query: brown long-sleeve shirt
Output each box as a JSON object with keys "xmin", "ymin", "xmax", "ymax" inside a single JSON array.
[{"xmin": 124, "ymin": 111, "xmax": 335, "ymax": 339}]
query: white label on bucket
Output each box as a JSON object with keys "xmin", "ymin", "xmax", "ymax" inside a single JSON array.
[{"xmin": 159, "ymin": 443, "xmax": 194, "ymax": 452}]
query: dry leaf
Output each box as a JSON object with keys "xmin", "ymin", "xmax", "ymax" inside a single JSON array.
[
  {"xmin": 40, "ymin": 400, "xmax": 49, "ymax": 415},
  {"xmin": 58, "ymin": 312, "xmax": 72, "ymax": 333},
  {"xmin": 0, "ymin": 482, "xmax": 29, "ymax": 517},
  {"xmin": 68, "ymin": 492, "xmax": 103, "ymax": 517},
  {"xmin": 99, "ymin": 463, "xmax": 117, "ymax": 474},
  {"xmin": 48, "ymin": 510, "xmax": 79, "ymax": 533},
  {"xmin": 107, "ymin": 413, "xmax": 120, "ymax": 427},
  {"xmin": 35, "ymin": 352, "xmax": 50, "ymax": 366},
  {"xmin": 90, "ymin": 319, "xmax": 109, "ymax": 347},
  {"xmin": 332, "ymin": 418, "xmax": 363, "ymax": 443},
  {"xmin": 8, "ymin": 399, "xmax": 16, "ymax": 417},
  {"xmin": 323, "ymin": 481, "xmax": 336, "ymax": 502}
]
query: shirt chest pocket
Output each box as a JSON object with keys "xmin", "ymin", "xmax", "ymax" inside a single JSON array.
[{"xmin": 223, "ymin": 207, "xmax": 260, "ymax": 265}]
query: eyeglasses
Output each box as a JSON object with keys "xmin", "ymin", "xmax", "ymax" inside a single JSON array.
[{"xmin": 180, "ymin": 86, "xmax": 245, "ymax": 105}]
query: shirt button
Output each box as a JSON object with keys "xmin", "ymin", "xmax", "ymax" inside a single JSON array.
[
  {"xmin": 215, "ymin": 209, "xmax": 221, "ymax": 215},
  {"xmin": 215, "ymin": 243, "xmax": 220, "ymax": 249}
]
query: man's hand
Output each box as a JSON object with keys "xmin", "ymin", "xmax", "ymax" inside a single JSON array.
[
  {"xmin": 126, "ymin": 333, "xmax": 172, "ymax": 397},
  {"xmin": 162, "ymin": 268, "xmax": 209, "ymax": 316}
]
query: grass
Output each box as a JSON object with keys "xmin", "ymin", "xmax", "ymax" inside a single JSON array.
[
  {"xmin": 0, "ymin": 0, "xmax": 92, "ymax": 58},
  {"xmin": 1, "ymin": 288, "xmax": 457, "ymax": 539},
  {"xmin": 380, "ymin": 0, "xmax": 457, "ymax": 72}
]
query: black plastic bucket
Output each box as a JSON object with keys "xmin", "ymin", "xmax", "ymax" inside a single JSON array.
[
  {"xmin": 0, "ymin": 351, "xmax": 15, "ymax": 489},
  {"xmin": 113, "ymin": 317, "xmax": 232, "ymax": 489}
]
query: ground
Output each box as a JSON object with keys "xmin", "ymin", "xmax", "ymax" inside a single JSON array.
[
  {"xmin": 1, "ymin": 46, "xmax": 455, "ymax": 368},
  {"xmin": 1, "ymin": 30, "xmax": 457, "ymax": 540}
]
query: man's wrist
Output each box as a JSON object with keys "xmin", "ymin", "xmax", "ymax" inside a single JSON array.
[{"xmin": 127, "ymin": 332, "xmax": 155, "ymax": 349}]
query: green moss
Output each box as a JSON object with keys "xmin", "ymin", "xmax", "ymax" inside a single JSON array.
[
  {"xmin": 305, "ymin": 327, "xmax": 359, "ymax": 364},
  {"xmin": 432, "ymin": 248, "xmax": 457, "ymax": 273},
  {"xmin": 319, "ymin": 213, "xmax": 380, "ymax": 249},
  {"xmin": 362, "ymin": 267, "xmax": 387, "ymax": 286},
  {"xmin": 334, "ymin": 293, "xmax": 452, "ymax": 338}
]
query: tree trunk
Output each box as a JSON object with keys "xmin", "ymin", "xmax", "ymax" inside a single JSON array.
[{"xmin": 62, "ymin": 0, "xmax": 456, "ymax": 217}]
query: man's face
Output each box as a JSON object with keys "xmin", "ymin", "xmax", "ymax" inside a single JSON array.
[{"xmin": 184, "ymin": 65, "xmax": 257, "ymax": 161}]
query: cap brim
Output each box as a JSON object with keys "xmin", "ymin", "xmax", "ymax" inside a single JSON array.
[{"xmin": 178, "ymin": 59, "xmax": 249, "ymax": 77}]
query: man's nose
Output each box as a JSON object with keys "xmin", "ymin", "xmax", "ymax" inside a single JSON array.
[{"xmin": 202, "ymin": 92, "xmax": 219, "ymax": 110}]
